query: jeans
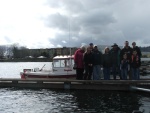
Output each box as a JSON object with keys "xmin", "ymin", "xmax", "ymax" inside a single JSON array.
[
  {"xmin": 103, "ymin": 67, "xmax": 110, "ymax": 80},
  {"xmin": 93, "ymin": 65, "xmax": 101, "ymax": 80},
  {"xmin": 84, "ymin": 65, "xmax": 93, "ymax": 80},
  {"xmin": 132, "ymin": 68, "xmax": 140, "ymax": 80},
  {"xmin": 121, "ymin": 69, "xmax": 127, "ymax": 80},
  {"xmin": 112, "ymin": 64, "xmax": 120, "ymax": 80}
]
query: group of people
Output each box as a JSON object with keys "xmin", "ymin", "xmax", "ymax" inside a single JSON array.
[{"xmin": 74, "ymin": 41, "xmax": 142, "ymax": 80}]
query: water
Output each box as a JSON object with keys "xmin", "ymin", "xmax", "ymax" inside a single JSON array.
[
  {"xmin": 141, "ymin": 58, "xmax": 150, "ymax": 61},
  {"xmin": 0, "ymin": 62, "xmax": 52, "ymax": 78},
  {"xmin": 0, "ymin": 62, "xmax": 150, "ymax": 113},
  {"xmin": 0, "ymin": 88, "xmax": 150, "ymax": 113}
]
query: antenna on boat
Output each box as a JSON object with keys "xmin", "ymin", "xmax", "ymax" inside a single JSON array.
[
  {"xmin": 40, "ymin": 64, "xmax": 46, "ymax": 71},
  {"xmin": 69, "ymin": 17, "xmax": 71, "ymax": 56},
  {"xmin": 68, "ymin": 17, "xmax": 72, "ymax": 67}
]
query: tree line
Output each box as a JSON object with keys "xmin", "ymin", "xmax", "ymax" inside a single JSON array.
[
  {"xmin": 0, "ymin": 43, "xmax": 50, "ymax": 59},
  {"xmin": 140, "ymin": 46, "xmax": 150, "ymax": 52},
  {"xmin": 0, "ymin": 44, "xmax": 150, "ymax": 59}
]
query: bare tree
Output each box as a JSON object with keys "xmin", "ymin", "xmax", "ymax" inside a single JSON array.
[
  {"xmin": 0, "ymin": 45, "xmax": 6, "ymax": 59},
  {"xmin": 5, "ymin": 45, "xmax": 13, "ymax": 58}
]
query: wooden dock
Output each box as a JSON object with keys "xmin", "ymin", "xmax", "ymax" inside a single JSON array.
[{"xmin": 0, "ymin": 78, "xmax": 150, "ymax": 92}]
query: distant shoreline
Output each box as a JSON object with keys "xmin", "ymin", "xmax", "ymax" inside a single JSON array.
[
  {"xmin": 0, "ymin": 57, "xmax": 149, "ymax": 62},
  {"xmin": 0, "ymin": 58, "xmax": 52, "ymax": 62}
]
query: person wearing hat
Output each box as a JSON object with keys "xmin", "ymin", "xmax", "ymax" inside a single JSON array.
[
  {"xmin": 110, "ymin": 43, "xmax": 121, "ymax": 79},
  {"xmin": 89, "ymin": 43, "xmax": 94, "ymax": 51}
]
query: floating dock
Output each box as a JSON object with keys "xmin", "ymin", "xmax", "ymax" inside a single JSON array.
[{"xmin": 0, "ymin": 78, "xmax": 150, "ymax": 92}]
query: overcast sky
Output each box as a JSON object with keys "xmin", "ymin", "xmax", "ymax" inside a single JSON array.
[{"xmin": 0, "ymin": 0, "xmax": 150, "ymax": 48}]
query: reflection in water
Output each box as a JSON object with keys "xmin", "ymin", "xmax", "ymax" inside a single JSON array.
[{"xmin": 72, "ymin": 90, "xmax": 145, "ymax": 113}]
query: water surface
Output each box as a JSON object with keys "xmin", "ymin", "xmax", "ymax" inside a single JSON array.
[{"xmin": 0, "ymin": 62, "xmax": 150, "ymax": 113}]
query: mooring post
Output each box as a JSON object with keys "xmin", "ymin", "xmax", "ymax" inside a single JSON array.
[
  {"xmin": 36, "ymin": 81, "xmax": 43, "ymax": 84},
  {"xmin": 64, "ymin": 81, "xmax": 71, "ymax": 90},
  {"xmin": 12, "ymin": 80, "xmax": 18, "ymax": 84}
]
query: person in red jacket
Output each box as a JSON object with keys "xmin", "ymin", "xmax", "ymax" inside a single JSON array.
[{"xmin": 74, "ymin": 45, "xmax": 86, "ymax": 80}]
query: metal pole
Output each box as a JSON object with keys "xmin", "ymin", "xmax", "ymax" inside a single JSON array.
[{"xmin": 130, "ymin": 86, "xmax": 150, "ymax": 93}]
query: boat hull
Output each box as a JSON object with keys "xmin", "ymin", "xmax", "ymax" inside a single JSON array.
[
  {"xmin": 20, "ymin": 72, "xmax": 76, "ymax": 79},
  {"xmin": 20, "ymin": 55, "xmax": 77, "ymax": 80}
]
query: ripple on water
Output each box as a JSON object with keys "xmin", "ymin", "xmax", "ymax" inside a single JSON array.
[{"xmin": 0, "ymin": 89, "xmax": 149, "ymax": 113}]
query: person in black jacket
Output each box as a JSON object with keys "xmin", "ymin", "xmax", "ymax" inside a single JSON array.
[
  {"xmin": 92, "ymin": 45, "xmax": 102, "ymax": 80},
  {"xmin": 120, "ymin": 41, "xmax": 133, "ymax": 61},
  {"xmin": 132, "ymin": 42, "xmax": 142, "ymax": 58},
  {"xmin": 132, "ymin": 42, "xmax": 142, "ymax": 65},
  {"xmin": 83, "ymin": 46, "xmax": 93, "ymax": 80},
  {"xmin": 120, "ymin": 41, "xmax": 133, "ymax": 79},
  {"xmin": 102, "ymin": 47, "xmax": 112, "ymax": 80},
  {"xmin": 110, "ymin": 43, "xmax": 121, "ymax": 80},
  {"xmin": 131, "ymin": 50, "xmax": 141, "ymax": 80}
]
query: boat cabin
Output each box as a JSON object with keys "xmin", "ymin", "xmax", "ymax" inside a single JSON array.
[{"xmin": 52, "ymin": 55, "xmax": 75, "ymax": 70}]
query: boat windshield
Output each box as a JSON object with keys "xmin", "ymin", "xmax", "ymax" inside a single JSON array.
[{"xmin": 53, "ymin": 59, "xmax": 74, "ymax": 68}]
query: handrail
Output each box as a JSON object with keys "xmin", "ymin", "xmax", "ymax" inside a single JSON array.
[{"xmin": 130, "ymin": 86, "xmax": 150, "ymax": 93}]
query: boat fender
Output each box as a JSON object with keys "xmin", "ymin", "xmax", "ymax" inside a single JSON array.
[{"xmin": 53, "ymin": 69, "xmax": 57, "ymax": 71}]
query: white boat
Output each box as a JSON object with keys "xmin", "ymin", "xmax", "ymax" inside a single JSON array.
[{"xmin": 20, "ymin": 55, "xmax": 76, "ymax": 79}]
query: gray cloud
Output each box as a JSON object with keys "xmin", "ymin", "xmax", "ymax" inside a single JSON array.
[
  {"xmin": 45, "ymin": 13, "xmax": 69, "ymax": 31},
  {"xmin": 45, "ymin": 0, "xmax": 150, "ymax": 47}
]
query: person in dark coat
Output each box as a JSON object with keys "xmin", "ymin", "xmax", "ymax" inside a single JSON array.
[
  {"xmin": 132, "ymin": 42, "xmax": 142, "ymax": 58},
  {"xmin": 132, "ymin": 42, "xmax": 142, "ymax": 65},
  {"xmin": 110, "ymin": 43, "xmax": 121, "ymax": 80},
  {"xmin": 74, "ymin": 45, "xmax": 86, "ymax": 80},
  {"xmin": 131, "ymin": 50, "xmax": 141, "ymax": 80},
  {"xmin": 120, "ymin": 41, "xmax": 133, "ymax": 61},
  {"xmin": 102, "ymin": 47, "xmax": 112, "ymax": 80},
  {"xmin": 92, "ymin": 45, "xmax": 102, "ymax": 80},
  {"xmin": 83, "ymin": 46, "xmax": 93, "ymax": 80},
  {"xmin": 120, "ymin": 41, "xmax": 133, "ymax": 79}
]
